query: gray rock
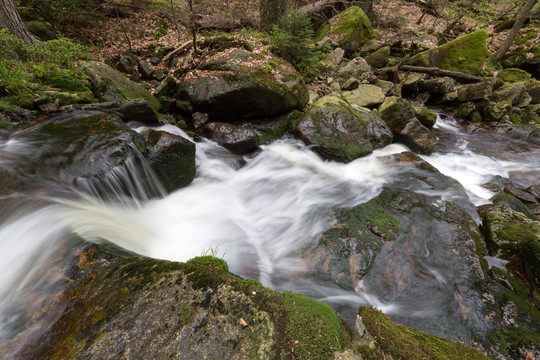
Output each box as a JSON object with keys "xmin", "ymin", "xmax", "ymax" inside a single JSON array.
[
  {"xmin": 152, "ymin": 69, "xmax": 167, "ymax": 81},
  {"xmin": 192, "ymin": 112, "xmax": 209, "ymax": 129},
  {"xmin": 118, "ymin": 53, "xmax": 138, "ymax": 74},
  {"xmin": 155, "ymin": 77, "xmax": 178, "ymax": 98},
  {"xmin": 365, "ymin": 46, "xmax": 390, "ymax": 68},
  {"xmin": 343, "ymin": 84, "xmax": 385, "ymax": 108},
  {"xmin": 324, "ymin": 48, "xmax": 346, "ymax": 69},
  {"xmin": 402, "ymin": 72, "xmax": 428, "ymax": 95},
  {"xmin": 457, "ymin": 82, "xmax": 493, "ymax": 102},
  {"xmin": 457, "ymin": 101, "xmax": 476, "ymax": 118},
  {"xmin": 373, "ymin": 79, "xmax": 394, "ymax": 95},
  {"xmin": 337, "ymin": 57, "xmax": 372, "ymax": 81},
  {"xmin": 200, "ymin": 122, "xmax": 259, "ymax": 155},
  {"xmin": 296, "ymin": 96, "xmax": 392, "ymax": 162},
  {"xmin": 81, "ymin": 61, "xmax": 160, "ymax": 111},
  {"xmin": 80, "ymin": 99, "xmax": 159, "ymax": 124},
  {"xmin": 342, "ymin": 77, "xmax": 359, "ymax": 90},
  {"xmin": 526, "ymin": 82, "xmax": 540, "ymax": 104},
  {"xmin": 418, "ymin": 76, "xmax": 455, "ymax": 95},
  {"xmin": 491, "ymin": 84, "xmax": 531, "ymax": 107},
  {"xmin": 138, "ymin": 60, "xmax": 154, "ymax": 79}
]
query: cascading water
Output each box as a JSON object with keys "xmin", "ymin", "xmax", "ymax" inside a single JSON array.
[{"xmin": 0, "ymin": 111, "xmax": 538, "ymax": 354}]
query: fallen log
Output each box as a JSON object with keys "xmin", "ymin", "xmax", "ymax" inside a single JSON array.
[
  {"xmin": 162, "ymin": 41, "xmax": 193, "ymax": 64},
  {"xmin": 399, "ymin": 65, "xmax": 483, "ymax": 83}
]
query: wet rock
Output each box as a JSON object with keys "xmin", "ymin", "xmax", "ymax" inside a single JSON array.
[
  {"xmin": 457, "ymin": 82, "xmax": 493, "ymax": 102},
  {"xmin": 41, "ymin": 90, "xmax": 95, "ymax": 106},
  {"xmin": 79, "ymin": 99, "xmax": 159, "ymax": 124},
  {"xmin": 9, "ymin": 111, "xmax": 146, "ymax": 189},
  {"xmin": 81, "ymin": 61, "xmax": 160, "ymax": 111},
  {"xmin": 192, "ymin": 112, "xmax": 209, "ymax": 129},
  {"xmin": 491, "ymin": 192, "xmax": 538, "ymax": 221},
  {"xmin": 296, "ymin": 96, "xmax": 392, "ymax": 162},
  {"xmin": 491, "ymin": 84, "xmax": 532, "ymax": 108},
  {"xmin": 457, "ymin": 101, "xmax": 476, "ymax": 118},
  {"xmin": 407, "ymin": 30, "xmax": 490, "ymax": 75},
  {"xmin": 365, "ymin": 46, "xmax": 390, "ymax": 68},
  {"xmin": 418, "ymin": 76, "xmax": 455, "ymax": 95},
  {"xmin": 378, "ymin": 96, "xmax": 438, "ymax": 153},
  {"xmin": 155, "ymin": 77, "xmax": 177, "ymax": 99},
  {"xmin": 481, "ymin": 101, "xmax": 512, "ymax": 122},
  {"xmin": 525, "ymin": 185, "xmax": 540, "ymax": 200},
  {"xmin": 200, "ymin": 122, "xmax": 259, "ymax": 155},
  {"xmin": 177, "ymin": 50, "xmax": 308, "ymax": 121},
  {"xmin": 504, "ymin": 184, "xmax": 538, "ymax": 204},
  {"xmin": 327, "ymin": 6, "xmax": 371, "ymax": 55},
  {"xmin": 343, "ymin": 84, "xmax": 385, "ymax": 108},
  {"xmin": 139, "ymin": 128, "xmax": 196, "ymax": 191},
  {"xmin": 337, "ymin": 57, "xmax": 372, "ymax": 82}
]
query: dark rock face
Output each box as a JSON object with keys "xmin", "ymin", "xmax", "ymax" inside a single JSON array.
[
  {"xmin": 296, "ymin": 96, "xmax": 392, "ymax": 162},
  {"xmin": 418, "ymin": 76, "xmax": 456, "ymax": 95},
  {"xmin": 177, "ymin": 50, "xmax": 309, "ymax": 121},
  {"xmin": 200, "ymin": 122, "xmax": 259, "ymax": 155},
  {"xmin": 78, "ymin": 99, "xmax": 160, "ymax": 125},
  {"xmin": 457, "ymin": 82, "xmax": 493, "ymax": 102},
  {"xmin": 139, "ymin": 129, "xmax": 196, "ymax": 191}
]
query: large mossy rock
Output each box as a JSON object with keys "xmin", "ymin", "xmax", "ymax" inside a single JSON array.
[
  {"xmin": 327, "ymin": 6, "xmax": 371, "ymax": 55},
  {"xmin": 377, "ymin": 96, "xmax": 438, "ymax": 153},
  {"xmin": 1, "ymin": 246, "xmax": 352, "ymax": 360},
  {"xmin": 81, "ymin": 61, "xmax": 160, "ymax": 111},
  {"xmin": 177, "ymin": 50, "xmax": 308, "ymax": 121},
  {"xmin": 407, "ymin": 30, "xmax": 490, "ymax": 75},
  {"xmin": 139, "ymin": 129, "xmax": 196, "ymax": 192},
  {"xmin": 343, "ymin": 84, "xmax": 385, "ymax": 108},
  {"xmin": 479, "ymin": 203, "xmax": 540, "ymax": 288},
  {"xmin": 296, "ymin": 96, "xmax": 392, "ymax": 162}
]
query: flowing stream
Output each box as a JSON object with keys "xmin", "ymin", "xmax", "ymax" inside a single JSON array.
[{"xmin": 0, "ymin": 112, "xmax": 538, "ymax": 350}]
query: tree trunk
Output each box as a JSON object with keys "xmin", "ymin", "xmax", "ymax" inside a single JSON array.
[
  {"xmin": 0, "ymin": 0, "xmax": 34, "ymax": 44},
  {"xmin": 260, "ymin": 0, "xmax": 288, "ymax": 31},
  {"xmin": 493, "ymin": 0, "xmax": 537, "ymax": 62}
]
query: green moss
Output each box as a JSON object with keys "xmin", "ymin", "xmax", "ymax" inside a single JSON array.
[
  {"xmin": 408, "ymin": 30, "xmax": 489, "ymax": 75},
  {"xmin": 186, "ymin": 255, "xmax": 229, "ymax": 273},
  {"xmin": 358, "ymin": 307, "xmax": 491, "ymax": 359},
  {"xmin": 498, "ymin": 68, "xmax": 533, "ymax": 83},
  {"xmin": 331, "ymin": 6, "xmax": 371, "ymax": 53},
  {"xmin": 0, "ymin": 121, "xmax": 19, "ymax": 128}
]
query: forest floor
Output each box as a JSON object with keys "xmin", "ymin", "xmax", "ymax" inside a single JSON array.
[{"xmin": 68, "ymin": 0, "xmax": 538, "ymax": 66}]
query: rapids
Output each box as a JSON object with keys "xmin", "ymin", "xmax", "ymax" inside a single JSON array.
[{"xmin": 0, "ymin": 112, "xmax": 538, "ymax": 351}]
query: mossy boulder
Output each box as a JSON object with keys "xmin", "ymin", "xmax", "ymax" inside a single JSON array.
[
  {"xmin": 364, "ymin": 45, "xmax": 390, "ymax": 68},
  {"xmin": 327, "ymin": 6, "xmax": 371, "ymax": 55},
  {"xmin": 526, "ymin": 82, "xmax": 540, "ymax": 104},
  {"xmin": 81, "ymin": 61, "xmax": 160, "ymax": 111},
  {"xmin": 139, "ymin": 129, "xmax": 196, "ymax": 192},
  {"xmin": 407, "ymin": 30, "xmax": 490, "ymax": 75},
  {"xmin": 76, "ymin": 99, "xmax": 160, "ymax": 124},
  {"xmin": 3, "ymin": 246, "xmax": 352, "ymax": 360},
  {"xmin": 412, "ymin": 104, "xmax": 437, "ymax": 128},
  {"xmin": 457, "ymin": 82, "xmax": 493, "ymax": 102},
  {"xmin": 337, "ymin": 57, "xmax": 372, "ymax": 81},
  {"xmin": 377, "ymin": 96, "xmax": 438, "ymax": 153},
  {"xmin": 479, "ymin": 203, "xmax": 540, "ymax": 288},
  {"xmin": 353, "ymin": 307, "xmax": 491, "ymax": 359},
  {"xmin": 25, "ymin": 20, "xmax": 55, "ymax": 41},
  {"xmin": 491, "ymin": 83, "xmax": 532, "ymax": 107},
  {"xmin": 177, "ymin": 50, "xmax": 308, "ymax": 121},
  {"xmin": 418, "ymin": 76, "xmax": 456, "ymax": 95},
  {"xmin": 343, "ymin": 84, "xmax": 385, "ymax": 108},
  {"xmin": 296, "ymin": 95, "xmax": 392, "ymax": 162},
  {"xmin": 497, "ymin": 68, "xmax": 533, "ymax": 83}
]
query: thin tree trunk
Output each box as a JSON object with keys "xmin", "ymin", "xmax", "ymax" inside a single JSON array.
[
  {"xmin": 493, "ymin": 0, "xmax": 537, "ymax": 62},
  {"xmin": 260, "ymin": 0, "xmax": 288, "ymax": 31},
  {"xmin": 188, "ymin": 0, "xmax": 198, "ymax": 55},
  {"xmin": 0, "ymin": 0, "xmax": 34, "ymax": 44}
]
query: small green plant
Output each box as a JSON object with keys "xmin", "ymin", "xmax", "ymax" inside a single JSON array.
[
  {"xmin": 154, "ymin": 19, "xmax": 169, "ymax": 39},
  {"xmin": 270, "ymin": 8, "xmax": 322, "ymax": 70}
]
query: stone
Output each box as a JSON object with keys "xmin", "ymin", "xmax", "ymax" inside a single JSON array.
[
  {"xmin": 407, "ymin": 30, "xmax": 490, "ymax": 75},
  {"xmin": 504, "ymin": 184, "xmax": 538, "ymax": 204},
  {"xmin": 177, "ymin": 50, "xmax": 308, "ymax": 121},
  {"xmin": 412, "ymin": 104, "xmax": 437, "ymax": 128},
  {"xmin": 365, "ymin": 46, "xmax": 390, "ymax": 68},
  {"xmin": 152, "ymin": 69, "xmax": 166, "ymax": 81},
  {"xmin": 457, "ymin": 102, "xmax": 476, "ymax": 118},
  {"xmin": 138, "ymin": 60, "xmax": 154, "ymax": 79},
  {"xmin": 139, "ymin": 128, "xmax": 196, "ymax": 191},
  {"xmin": 418, "ymin": 76, "xmax": 455, "ymax": 95},
  {"xmin": 337, "ymin": 57, "xmax": 372, "ymax": 81},
  {"xmin": 481, "ymin": 101, "xmax": 512, "ymax": 122},
  {"xmin": 342, "ymin": 77, "xmax": 359, "ymax": 91},
  {"xmin": 378, "ymin": 96, "xmax": 438, "ymax": 153},
  {"xmin": 402, "ymin": 72, "xmax": 428, "ymax": 95},
  {"xmin": 491, "ymin": 84, "xmax": 532, "ymax": 108},
  {"xmin": 525, "ymin": 82, "xmax": 540, "ymax": 104},
  {"xmin": 479, "ymin": 203, "xmax": 540, "ymax": 288},
  {"xmin": 200, "ymin": 122, "xmax": 259, "ymax": 155},
  {"xmin": 491, "ymin": 192, "xmax": 538, "ymax": 221},
  {"xmin": 343, "ymin": 84, "xmax": 385, "ymax": 108},
  {"xmin": 296, "ymin": 96, "xmax": 392, "ymax": 162},
  {"xmin": 497, "ymin": 68, "xmax": 533, "ymax": 83},
  {"xmin": 79, "ymin": 99, "xmax": 160, "ymax": 125},
  {"xmin": 155, "ymin": 77, "xmax": 178, "ymax": 98},
  {"xmin": 192, "ymin": 112, "xmax": 209, "ymax": 129},
  {"xmin": 324, "ymin": 48, "xmax": 346, "ymax": 69},
  {"xmin": 469, "ymin": 111, "xmax": 482, "ymax": 122},
  {"xmin": 373, "ymin": 79, "xmax": 394, "ymax": 95},
  {"xmin": 457, "ymin": 82, "xmax": 493, "ymax": 102},
  {"xmin": 81, "ymin": 61, "xmax": 160, "ymax": 111},
  {"xmin": 118, "ymin": 53, "xmax": 138, "ymax": 74},
  {"xmin": 328, "ymin": 6, "xmax": 371, "ymax": 55},
  {"xmin": 42, "ymin": 90, "xmax": 95, "ymax": 106},
  {"xmin": 26, "ymin": 20, "xmax": 55, "ymax": 41}
]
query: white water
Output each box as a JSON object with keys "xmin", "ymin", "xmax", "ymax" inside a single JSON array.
[{"xmin": 0, "ymin": 114, "xmax": 538, "ymax": 346}]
